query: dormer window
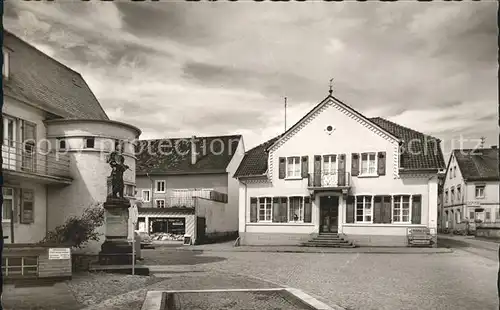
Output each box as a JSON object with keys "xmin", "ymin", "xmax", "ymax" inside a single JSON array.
[{"xmin": 3, "ymin": 49, "xmax": 10, "ymax": 79}]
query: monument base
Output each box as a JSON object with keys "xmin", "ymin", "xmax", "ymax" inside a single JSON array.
[
  {"xmin": 98, "ymin": 240, "xmax": 134, "ymax": 265},
  {"xmin": 98, "ymin": 197, "xmax": 134, "ymax": 265}
]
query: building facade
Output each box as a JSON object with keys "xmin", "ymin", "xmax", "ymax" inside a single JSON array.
[
  {"xmin": 234, "ymin": 94, "xmax": 445, "ymax": 247},
  {"xmin": 441, "ymin": 147, "xmax": 499, "ymax": 232},
  {"xmin": 2, "ymin": 31, "xmax": 141, "ymax": 253},
  {"xmin": 134, "ymin": 135, "xmax": 244, "ymax": 243}
]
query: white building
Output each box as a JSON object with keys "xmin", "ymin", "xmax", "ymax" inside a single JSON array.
[
  {"xmin": 441, "ymin": 147, "xmax": 499, "ymax": 231},
  {"xmin": 234, "ymin": 92, "xmax": 446, "ymax": 247},
  {"xmin": 2, "ymin": 30, "xmax": 141, "ymax": 253}
]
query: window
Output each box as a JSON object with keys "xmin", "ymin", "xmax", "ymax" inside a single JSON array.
[
  {"xmin": 289, "ymin": 196, "xmax": 304, "ymax": 222},
  {"xmin": 360, "ymin": 153, "xmax": 377, "ymax": 175},
  {"xmin": 142, "ymin": 190, "xmax": 151, "ymax": 202},
  {"xmin": 286, "ymin": 157, "xmax": 301, "ymax": 178},
  {"xmin": 20, "ymin": 189, "xmax": 34, "ymax": 224},
  {"xmin": 453, "ymin": 166, "xmax": 457, "ymax": 178},
  {"xmin": 2, "ymin": 187, "xmax": 14, "ymax": 222},
  {"xmin": 496, "ymin": 209, "xmax": 500, "ymax": 222},
  {"xmin": 155, "ymin": 199, "xmax": 165, "ymax": 208},
  {"xmin": 456, "ymin": 210, "xmax": 461, "ymax": 223},
  {"xmin": 445, "ymin": 190, "xmax": 448, "ymax": 203},
  {"xmin": 156, "ymin": 180, "xmax": 166, "ymax": 193},
  {"xmin": 450, "ymin": 188, "xmax": 454, "ymax": 203},
  {"xmin": 469, "ymin": 211, "xmax": 475, "ymax": 221},
  {"xmin": 393, "ymin": 195, "xmax": 411, "ymax": 223},
  {"xmin": 323, "ymin": 155, "xmax": 336, "ymax": 174},
  {"xmin": 475, "ymin": 185, "xmax": 485, "ymax": 198},
  {"xmin": 486, "ymin": 211, "xmax": 491, "ymax": 221},
  {"xmin": 2, "ymin": 257, "xmax": 38, "ymax": 277},
  {"xmin": 125, "ymin": 185, "xmax": 135, "ymax": 197},
  {"xmin": 58, "ymin": 139, "xmax": 66, "ymax": 150},
  {"xmin": 84, "ymin": 137, "xmax": 95, "ymax": 148},
  {"xmin": 3, "ymin": 116, "xmax": 16, "ymax": 147},
  {"xmin": 355, "ymin": 195, "xmax": 372, "ymax": 222},
  {"xmin": 449, "ymin": 168, "xmax": 453, "ymax": 179},
  {"xmin": 456, "ymin": 185, "xmax": 461, "ymax": 201},
  {"xmin": 3, "ymin": 49, "xmax": 9, "ymax": 79},
  {"xmin": 258, "ymin": 197, "xmax": 272, "ymax": 222},
  {"xmin": 115, "ymin": 139, "xmax": 125, "ymax": 152}
]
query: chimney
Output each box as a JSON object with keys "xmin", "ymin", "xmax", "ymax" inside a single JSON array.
[{"xmin": 191, "ymin": 135, "xmax": 197, "ymax": 165}]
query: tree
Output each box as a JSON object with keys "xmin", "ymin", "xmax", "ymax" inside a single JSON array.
[{"xmin": 40, "ymin": 203, "xmax": 105, "ymax": 248}]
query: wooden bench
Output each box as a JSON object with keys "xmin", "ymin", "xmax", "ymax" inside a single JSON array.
[{"xmin": 407, "ymin": 228, "xmax": 434, "ymax": 247}]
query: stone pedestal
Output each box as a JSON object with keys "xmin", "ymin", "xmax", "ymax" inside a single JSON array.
[{"xmin": 98, "ymin": 197, "xmax": 133, "ymax": 265}]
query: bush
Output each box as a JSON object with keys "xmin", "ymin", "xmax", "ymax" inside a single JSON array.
[{"xmin": 40, "ymin": 203, "xmax": 105, "ymax": 248}]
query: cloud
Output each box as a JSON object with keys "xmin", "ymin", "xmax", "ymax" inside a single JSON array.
[{"xmin": 3, "ymin": 1, "xmax": 497, "ymax": 154}]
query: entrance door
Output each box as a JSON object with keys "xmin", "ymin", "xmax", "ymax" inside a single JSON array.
[{"xmin": 320, "ymin": 196, "xmax": 339, "ymax": 233}]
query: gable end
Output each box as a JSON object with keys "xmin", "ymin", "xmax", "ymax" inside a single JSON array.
[{"xmin": 268, "ymin": 98, "xmax": 400, "ymax": 180}]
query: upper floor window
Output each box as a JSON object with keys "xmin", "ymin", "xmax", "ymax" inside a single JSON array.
[
  {"xmin": 356, "ymin": 195, "xmax": 372, "ymax": 223},
  {"xmin": 156, "ymin": 180, "xmax": 166, "ymax": 193},
  {"xmin": 445, "ymin": 190, "xmax": 448, "ymax": 203},
  {"xmin": 3, "ymin": 49, "xmax": 10, "ymax": 79},
  {"xmin": 125, "ymin": 184, "xmax": 135, "ymax": 197},
  {"xmin": 360, "ymin": 153, "xmax": 376, "ymax": 176},
  {"xmin": 456, "ymin": 185, "xmax": 461, "ymax": 201},
  {"xmin": 450, "ymin": 188, "xmax": 454, "ymax": 203},
  {"xmin": 3, "ymin": 115, "xmax": 16, "ymax": 147},
  {"xmin": 155, "ymin": 199, "xmax": 165, "ymax": 208},
  {"xmin": 449, "ymin": 168, "xmax": 453, "ymax": 179},
  {"xmin": 453, "ymin": 166, "xmax": 457, "ymax": 178},
  {"xmin": 286, "ymin": 156, "xmax": 301, "ymax": 178},
  {"xmin": 84, "ymin": 137, "xmax": 95, "ymax": 148},
  {"xmin": 58, "ymin": 138, "xmax": 66, "ymax": 150},
  {"xmin": 475, "ymin": 185, "xmax": 485, "ymax": 198},
  {"xmin": 142, "ymin": 190, "xmax": 151, "ymax": 202},
  {"xmin": 323, "ymin": 155, "xmax": 337, "ymax": 174}
]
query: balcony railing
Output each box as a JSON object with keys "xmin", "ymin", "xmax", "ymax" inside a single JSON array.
[
  {"xmin": 308, "ymin": 170, "xmax": 351, "ymax": 188},
  {"xmin": 2, "ymin": 139, "xmax": 71, "ymax": 179},
  {"xmin": 167, "ymin": 190, "xmax": 228, "ymax": 208}
]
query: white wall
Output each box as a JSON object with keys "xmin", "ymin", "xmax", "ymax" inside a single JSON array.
[
  {"xmin": 45, "ymin": 119, "xmax": 140, "ymax": 253},
  {"xmin": 240, "ymin": 98, "xmax": 435, "ymax": 237},
  {"xmin": 225, "ymin": 137, "xmax": 245, "ymax": 231},
  {"xmin": 195, "ymin": 197, "xmax": 234, "ymax": 234}
]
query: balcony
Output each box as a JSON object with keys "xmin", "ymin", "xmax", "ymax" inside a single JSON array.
[
  {"xmin": 308, "ymin": 170, "xmax": 351, "ymax": 193},
  {"xmin": 2, "ymin": 139, "xmax": 72, "ymax": 185}
]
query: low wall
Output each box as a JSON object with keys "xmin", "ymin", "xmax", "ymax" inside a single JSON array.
[
  {"xmin": 195, "ymin": 197, "xmax": 237, "ymax": 236},
  {"xmin": 476, "ymin": 226, "xmax": 500, "ymax": 239},
  {"xmin": 4, "ymin": 244, "xmax": 72, "ymax": 282}
]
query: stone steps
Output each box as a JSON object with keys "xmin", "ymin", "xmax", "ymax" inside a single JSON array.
[{"xmin": 301, "ymin": 233, "xmax": 356, "ymax": 248}]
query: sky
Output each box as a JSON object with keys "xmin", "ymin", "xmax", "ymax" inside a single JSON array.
[{"xmin": 4, "ymin": 2, "xmax": 498, "ymax": 157}]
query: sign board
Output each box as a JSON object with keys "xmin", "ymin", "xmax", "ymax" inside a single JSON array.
[
  {"xmin": 48, "ymin": 248, "xmax": 71, "ymax": 260},
  {"xmin": 183, "ymin": 235, "xmax": 192, "ymax": 245},
  {"xmin": 130, "ymin": 205, "xmax": 139, "ymax": 225}
]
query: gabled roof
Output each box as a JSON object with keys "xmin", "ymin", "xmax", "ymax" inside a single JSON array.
[
  {"xmin": 451, "ymin": 148, "xmax": 499, "ymax": 182},
  {"xmin": 267, "ymin": 95, "xmax": 400, "ymax": 151},
  {"xmin": 234, "ymin": 95, "xmax": 446, "ymax": 178},
  {"xmin": 233, "ymin": 135, "xmax": 282, "ymax": 178},
  {"xmin": 136, "ymin": 135, "xmax": 242, "ymax": 176},
  {"xmin": 370, "ymin": 117, "xmax": 445, "ymax": 171},
  {"xmin": 3, "ymin": 30, "xmax": 109, "ymax": 120}
]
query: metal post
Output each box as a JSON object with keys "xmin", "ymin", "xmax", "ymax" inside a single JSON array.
[{"xmin": 132, "ymin": 234, "xmax": 135, "ymax": 275}]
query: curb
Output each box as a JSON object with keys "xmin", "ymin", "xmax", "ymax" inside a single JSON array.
[{"xmin": 175, "ymin": 247, "xmax": 454, "ymax": 255}]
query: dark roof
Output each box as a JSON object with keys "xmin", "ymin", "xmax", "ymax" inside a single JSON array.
[
  {"xmin": 3, "ymin": 30, "xmax": 109, "ymax": 120},
  {"xmin": 136, "ymin": 135, "xmax": 242, "ymax": 175},
  {"xmin": 369, "ymin": 117, "xmax": 446, "ymax": 171},
  {"xmin": 234, "ymin": 115, "xmax": 445, "ymax": 178},
  {"xmin": 452, "ymin": 148, "xmax": 499, "ymax": 181},
  {"xmin": 233, "ymin": 135, "xmax": 282, "ymax": 178}
]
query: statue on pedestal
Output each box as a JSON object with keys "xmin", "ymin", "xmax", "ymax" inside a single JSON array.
[{"xmin": 107, "ymin": 143, "xmax": 130, "ymax": 199}]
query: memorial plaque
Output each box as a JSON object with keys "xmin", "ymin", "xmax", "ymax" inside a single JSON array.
[{"xmin": 49, "ymin": 248, "xmax": 71, "ymax": 260}]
